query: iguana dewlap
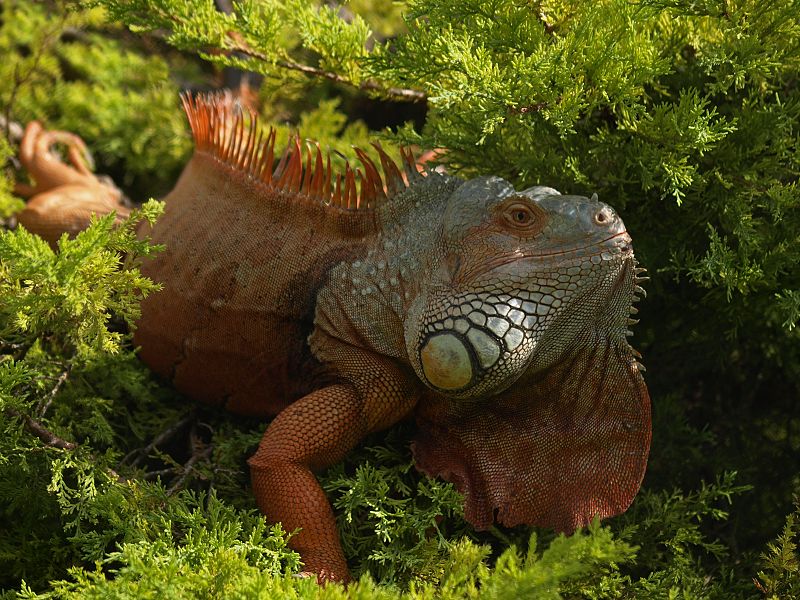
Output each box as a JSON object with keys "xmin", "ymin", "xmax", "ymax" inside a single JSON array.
[{"xmin": 16, "ymin": 94, "xmax": 651, "ymax": 583}]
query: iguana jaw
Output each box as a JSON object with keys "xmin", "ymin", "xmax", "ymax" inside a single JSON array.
[
  {"xmin": 411, "ymin": 248, "xmax": 650, "ymax": 534},
  {"xmin": 413, "ymin": 247, "xmax": 637, "ymax": 400},
  {"xmin": 454, "ymin": 229, "xmax": 633, "ymax": 284}
]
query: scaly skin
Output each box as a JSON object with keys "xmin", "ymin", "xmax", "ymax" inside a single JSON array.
[{"xmin": 14, "ymin": 94, "xmax": 651, "ymax": 584}]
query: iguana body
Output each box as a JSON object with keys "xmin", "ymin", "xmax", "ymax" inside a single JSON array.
[{"xmin": 16, "ymin": 94, "xmax": 651, "ymax": 583}]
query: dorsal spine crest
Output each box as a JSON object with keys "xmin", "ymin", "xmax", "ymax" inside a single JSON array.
[{"xmin": 181, "ymin": 92, "xmax": 421, "ymax": 211}]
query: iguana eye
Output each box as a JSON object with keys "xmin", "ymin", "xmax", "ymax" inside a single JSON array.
[
  {"xmin": 499, "ymin": 200, "xmax": 543, "ymax": 233},
  {"xmin": 512, "ymin": 209, "xmax": 530, "ymax": 223}
]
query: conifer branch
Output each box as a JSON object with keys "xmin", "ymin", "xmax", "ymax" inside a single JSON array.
[
  {"xmin": 276, "ymin": 58, "xmax": 426, "ymax": 101},
  {"xmin": 5, "ymin": 407, "xmax": 78, "ymax": 450},
  {"xmin": 224, "ymin": 33, "xmax": 426, "ymax": 102},
  {"xmin": 36, "ymin": 366, "xmax": 71, "ymax": 418},
  {"xmin": 167, "ymin": 440, "xmax": 213, "ymax": 495},
  {"xmin": 121, "ymin": 409, "xmax": 197, "ymax": 467},
  {"xmin": 97, "ymin": 2, "xmax": 428, "ymax": 101}
]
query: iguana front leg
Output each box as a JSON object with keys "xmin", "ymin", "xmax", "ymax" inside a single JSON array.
[{"xmin": 248, "ymin": 345, "xmax": 419, "ymax": 583}]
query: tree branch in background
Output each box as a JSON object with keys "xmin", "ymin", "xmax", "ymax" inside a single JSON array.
[
  {"xmin": 278, "ymin": 57, "xmax": 426, "ymax": 101},
  {"xmin": 225, "ymin": 33, "xmax": 427, "ymax": 102},
  {"xmin": 36, "ymin": 366, "xmax": 71, "ymax": 418},
  {"xmin": 5, "ymin": 407, "xmax": 78, "ymax": 450},
  {"xmin": 121, "ymin": 409, "xmax": 197, "ymax": 467},
  {"xmin": 166, "ymin": 430, "xmax": 213, "ymax": 496}
]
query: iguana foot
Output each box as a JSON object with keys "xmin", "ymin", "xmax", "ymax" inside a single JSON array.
[
  {"xmin": 14, "ymin": 121, "xmax": 129, "ymax": 245},
  {"xmin": 293, "ymin": 568, "xmax": 348, "ymax": 585}
]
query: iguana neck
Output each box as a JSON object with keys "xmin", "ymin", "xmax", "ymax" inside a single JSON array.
[
  {"xmin": 310, "ymin": 173, "xmax": 464, "ymax": 363},
  {"xmin": 367, "ymin": 173, "xmax": 463, "ymax": 308}
]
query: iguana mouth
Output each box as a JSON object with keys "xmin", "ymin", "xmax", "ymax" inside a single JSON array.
[
  {"xmin": 455, "ymin": 231, "xmax": 632, "ymax": 285},
  {"xmin": 520, "ymin": 230, "xmax": 632, "ymax": 259}
]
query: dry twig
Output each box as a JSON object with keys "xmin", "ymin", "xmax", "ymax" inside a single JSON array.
[
  {"xmin": 5, "ymin": 407, "xmax": 77, "ymax": 450},
  {"xmin": 121, "ymin": 409, "xmax": 197, "ymax": 467}
]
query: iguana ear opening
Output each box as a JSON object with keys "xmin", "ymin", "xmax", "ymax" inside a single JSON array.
[{"xmin": 411, "ymin": 332, "xmax": 650, "ymax": 532}]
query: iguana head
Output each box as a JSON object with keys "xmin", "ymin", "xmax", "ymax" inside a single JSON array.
[{"xmin": 407, "ymin": 176, "xmax": 640, "ymax": 399}]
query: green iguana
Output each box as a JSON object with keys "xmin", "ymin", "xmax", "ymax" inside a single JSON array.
[{"xmin": 14, "ymin": 93, "xmax": 651, "ymax": 583}]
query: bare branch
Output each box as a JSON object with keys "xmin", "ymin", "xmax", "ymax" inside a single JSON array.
[
  {"xmin": 121, "ymin": 409, "xmax": 197, "ymax": 467},
  {"xmin": 36, "ymin": 366, "xmax": 71, "ymax": 418},
  {"xmin": 143, "ymin": 467, "xmax": 177, "ymax": 481},
  {"xmin": 538, "ymin": 9, "xmax": 557, "ymax": 36},
  {"xmin": 275, "ymin": 58, "xmax": 426, "ymax": 101},
  {"xmin": 224, "ymin": 32, "xmax": 426, "ymax": 102},
  {"xmin": 0, "ymin": 340, "xmax": 31, "ymax": 359},
  {"xmin": 0, "ymin": 115, "xmax": 23, "ymax": 141},
  {"xmin": 5, "ymin": 407, "xmax": 78, "ymax": 450},
  {"xmin": 167, "ymin": 441, "xmax": 213, "ymax": 495},
  {"xmin": 508, "ymin": 101, "xmax": 550, "ymax": 115},
  {"xmin": 5, "ymin": 409, "xmax": 125, "ymax": 483},
  {"xmin": 141, "ymin": 9, "xmax": 427, "ymax": 102}
]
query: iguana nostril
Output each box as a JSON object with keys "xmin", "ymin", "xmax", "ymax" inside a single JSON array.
[{"xmin": 594, "ymin": 207, "xmax": 614, "ymax": 226}]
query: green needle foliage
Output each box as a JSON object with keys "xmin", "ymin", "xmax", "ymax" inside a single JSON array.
[
  {"xmin": 755, "ymin": 498, "xmax": 800, "ymax": 599},
  {"xmin": 2, "ymin": 0, "xmax": 800, "ymax": 597},
  {"xmin": 0, "ymin": 0, "xmax": 192, "ymax": 196},
  {"xmin": 0, "ymin": 135, "xmax": 24, "ymax": 219}
]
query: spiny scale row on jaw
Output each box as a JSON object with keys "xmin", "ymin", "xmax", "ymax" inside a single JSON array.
[
  {"xmin": 181, "ymin": 91, "xmax": 425, "ymax": 210},
  {"xmin": 629, "ymin": 260, "xmax": 647, "ymax": 372}
]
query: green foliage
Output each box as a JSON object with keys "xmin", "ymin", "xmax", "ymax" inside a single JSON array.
[
  {"xmin": 0, "ymin": 0, "xmax": 191, "ymax": 196},
  {"xmin": 755, "ymin": 497, "xmax": 800, "ymax": 599},
  {"xmin": 13, "ymin": 482, "xmax": 770, "ymax": 599},
  {"xmin": 614, "ymin": 472, "xmax": 755, "ymax": 597},
  {"xmin": 0, "ymin": 135, "xmax": 24, "ymax": 219},
  {"xmin": 98, "ymin": 0, "xmax": 373, "ymax": 89},
  {"xmin": 0, "ymin": 203, "xmax": 164, "ymax": 587},
  {"xmin": 0, "ymin": 201, "xmax": 163, "ymax": 357},
  {"xmin": 320, "ymin": 426, "xmax": 469, "ymax": 584},
  {"xmin": 0, "ymin": 203, "xmax": 302, "ymax": 592},
  {"xmin": 2, "ymin": 520, "xmax": 675, "ymax": 599},
  {"xmin": 15, "ymin": 489, "xmax": 300, "ymax": 600},
  {"xmin": 3, "ymin": 0, "xmax": 800, "ymax": 598}
]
